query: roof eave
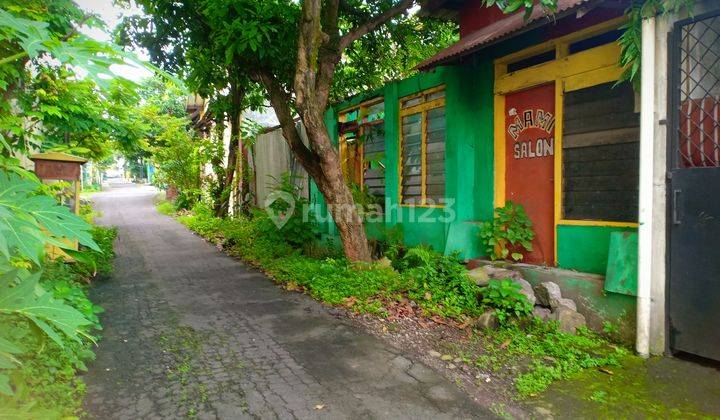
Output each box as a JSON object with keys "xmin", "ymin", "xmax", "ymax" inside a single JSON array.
[{"xmin": 417, "ymin": 0, "xmax": 602, "ymax": 71}]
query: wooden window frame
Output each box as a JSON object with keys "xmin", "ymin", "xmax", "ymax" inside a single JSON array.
[
  {"xmin": 338, "ymin": 98, "xmax": 385, "ymax": 189},
  {"xmin": 492, "ymin": 17, "xmax": 637, "ymax": 264},
  {"xmin": 398, "ymin": 85, "xmax": 446, "ymax": 208}
]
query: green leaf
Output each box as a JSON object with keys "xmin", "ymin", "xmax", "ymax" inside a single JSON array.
[
  {"xmin": 0, "ymin": 172, "xmax": 99, "ymax": 263},
  {"xmin": 0, "ymin": 270, "xmax": 92, "ymax": 347},
  {"xmin": 0, "ymin": 373, "xmax": 12, "ymax": 396}
]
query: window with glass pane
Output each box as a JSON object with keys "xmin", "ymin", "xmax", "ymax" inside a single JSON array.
[
  {"xmin": 425, "ymin": 106, "xmax": 446, "ymax": 204},
  {"xmin": 363, "ymin": 122, "xmax": 386, "ymax": 200},
  {"xmin": 401, "ymin": 113, "xmax": 423, "ymax": 204},
  {"xmin": 562, "ymin": 81, "xmax": 639, "ymax": 222},
  {"xmin": 399, "ymin": 86, "xmax": 446, "ymax": 206},
  {"xmin": 339, "ymin": 99, "xmax": 386, "ymax": 203}
]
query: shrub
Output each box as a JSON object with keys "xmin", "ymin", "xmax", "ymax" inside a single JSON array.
[
  {"xmin": 1, "ymin": 230, "xmax": 115, "ymax": 416},
  {"xmin": 398, "ymin": 246, "xmax": 483, "ymax": 319},
  {"xmin": 265, "ymin": 173, "xmax": 316, "ymax": 249},
  {"xmin": 151, "ymin": 114, "xmax": 206, "ymax": 209},
  {"xmin": 348, "ymin": 182, "xmax": 383, "ymax": 217},
  {"xmin": 370, "ymin": 224, "xmax": 404, "ymax": 260},
  {"xmin": 480, "ymin": 279, "xmax": 533, "ymax": 323},
  {"xmin": 41, "ymin": 262, "xmax": 105, "ymax": 328},
  {"xmin": 175, "ymin": 188, "xmax": 202, "ymax": 211},
  {"xmin": 73, "ymin": 226, "xmax": 118, "ymax": 280},
  {"xmin": 480, "ymin": 201, "xmax": 534, "ymax": 262}
]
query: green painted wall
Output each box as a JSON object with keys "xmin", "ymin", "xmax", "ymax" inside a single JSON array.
[
  {"xmin": 557, "ymin": 224, "xmax": 638, "ymax": 274},
  {"xmin": 310, "ymin": 25, "xmax": 639, "ymax": 277},
  {"xmin": 383, "ymin": 68, "xmax": 453, "ymax": 253},
  {"xmin": 314, "ymin": 64, "xmax": 497, "ymax": 258}
]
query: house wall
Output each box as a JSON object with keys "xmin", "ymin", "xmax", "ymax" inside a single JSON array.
[
  {"xmin": 313, "ymin": 12, "xmax": 641, "ymax": 277},
  {"xmin": 483, "ymin": 16, "xmax": 637, "ymax": 275},
  {"xmin": 316, "ymin": 67, "xmax": 493, "ymax": 257}
]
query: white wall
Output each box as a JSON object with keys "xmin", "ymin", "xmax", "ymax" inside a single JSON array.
[{"xmin": 252, "ymin": 123, "xmax": 309, "ymax": 207}]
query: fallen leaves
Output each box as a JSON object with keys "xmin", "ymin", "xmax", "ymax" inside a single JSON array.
[{"xmin": 284, "ymin": 281, "xmax": 302, "ymax": 292}]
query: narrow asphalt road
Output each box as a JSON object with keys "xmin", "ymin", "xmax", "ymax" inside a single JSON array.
[{"xmin": 83, "ymin": 182, "xmax": 492, "ymax": 419}]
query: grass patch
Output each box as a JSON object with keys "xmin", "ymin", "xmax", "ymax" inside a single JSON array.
[
  {"xmin": 159, "ymin": 322, "xmax": 207, "ymax": 417},
  {"xmin": 177, "ymin": 206, "xmax": 483, "ymax": 319},
  {"xmin": 81, "ymin": 184, "xmax": 102, "ymax": 193},
  {"xmin": 471, "ymin": 318, "xmax": 629, "ymax": 398},
  {"xmin": 156, "ymin": 200, "xmax": 177, "ymax": 216}
]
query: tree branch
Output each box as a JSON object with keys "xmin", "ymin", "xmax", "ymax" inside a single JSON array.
[{"xmin": 338, "ymin": 0, "xmax": 415, "ymax": 52}]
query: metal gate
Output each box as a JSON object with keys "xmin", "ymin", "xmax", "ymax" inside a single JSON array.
[{"xmin": 668, "ymin": 9, "xmax": 720, "ymax": 361}]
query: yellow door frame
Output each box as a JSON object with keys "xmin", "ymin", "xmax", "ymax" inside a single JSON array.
[{"xmin": 492, "ymin": 16, "xmax": 638, "ymax": 265}]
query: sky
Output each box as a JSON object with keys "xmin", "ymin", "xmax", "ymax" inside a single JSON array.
[
  {"xmin": 74, "ymin": 0, "xmax": 280, "ymax": 126},
  {"xmin": 75, "ymin": 0, "xmax": 153, "ymax": 82}
]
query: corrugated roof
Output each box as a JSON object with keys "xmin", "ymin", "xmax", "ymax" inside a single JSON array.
[
  {"xmin": 417, "ymin": 0, "xmax": 591, "ymax": 70},
  {"xmin": 30, "ymin": 152, "xmax": 88, "ymax": 163}
]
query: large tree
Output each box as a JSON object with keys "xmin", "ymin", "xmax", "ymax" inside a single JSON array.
[{"xmin": 121, "ymin": 0, "xmax": 457, "ymax": 261}]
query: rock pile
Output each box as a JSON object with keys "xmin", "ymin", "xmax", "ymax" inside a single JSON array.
[{"xmin": 470, "ymin": 265, "xmax": 586, "ymax": 333}]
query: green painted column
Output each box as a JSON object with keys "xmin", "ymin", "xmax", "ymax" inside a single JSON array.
[{"xmin": 383, "ymin": 82, "xmax": 400, "ymax": 227}]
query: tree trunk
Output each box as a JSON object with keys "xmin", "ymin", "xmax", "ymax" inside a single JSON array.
[
  {"xmin": 239, "ymin": 143, "xmax": 252, "ymax": 215},
  {"xmin": 310, "ymin": 135, "xmax": 372, "ymax": 262},
  {"xmin": 258, "ymin": 71, "xmax": 372, "ymax": 262},
  {"xmin": 214, "ymin": 82, "xmax": 244, "ymax": 218}
]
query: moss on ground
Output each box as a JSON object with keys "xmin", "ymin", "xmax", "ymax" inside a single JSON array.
[{"xmin": 529, "ymin": 355, "xmax": 720, "ymax": 417}]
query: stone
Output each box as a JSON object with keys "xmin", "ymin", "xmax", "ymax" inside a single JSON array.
[
  {"xmin": 467, "ymin": 267, "xmax": 490, "ymax": 287},
  {"xmin": 534, "ymin": 282, "xmax": 562, "ymax": 308},
  {"xmin": 550, "ymin": 306, "xmax": 587, "ymax": 334},
  {"xmin": 512, "ymin": 278, "xmax": 537, "ymax": 306},
  {"xmin": 466, "ymin": 259, "xmax": 483, "ymax": 270},
  {"xmin": 531, "ymin": 306, "xmax": 552, "ymax": 322},
  {"xmin": 475, "ymin": 309, "xmax": 499, "ymax": 330},
  {"xmin": 426, "ymin": 384, "xmax": 454, "ymax": 402},
  {"xmin": 391, "ymin": 355, "xmax": 412, "ymax": 371},
  {"xmin": 551, "ymin": 297, "xmax": 577, "ymax": 312},
  {"xmin": 482, "ymin": 264, "xmax": 523, "ymax": 281},
  {"xmin": 428, "ymin": 350, "xmax": 442, "ymax": 358}
]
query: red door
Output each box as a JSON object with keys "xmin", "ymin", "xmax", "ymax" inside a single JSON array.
[{"xmin": 504, "ymin": 83, "xmax": 555, "ymax": 264}]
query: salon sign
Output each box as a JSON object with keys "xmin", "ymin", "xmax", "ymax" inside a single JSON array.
[{"xmin": 507, "ymin": 107, "xmax": 555, "ymax": 160}]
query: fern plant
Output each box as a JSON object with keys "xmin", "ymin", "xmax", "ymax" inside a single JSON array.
[{"xmin": 479, "ymin": 201, "xmax": 534, "ymax": 262}]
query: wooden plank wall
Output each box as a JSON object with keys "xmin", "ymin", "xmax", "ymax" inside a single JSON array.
[{"xmin": 562, "ymin": 81, "xmax": 640, "ymax": 222}]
